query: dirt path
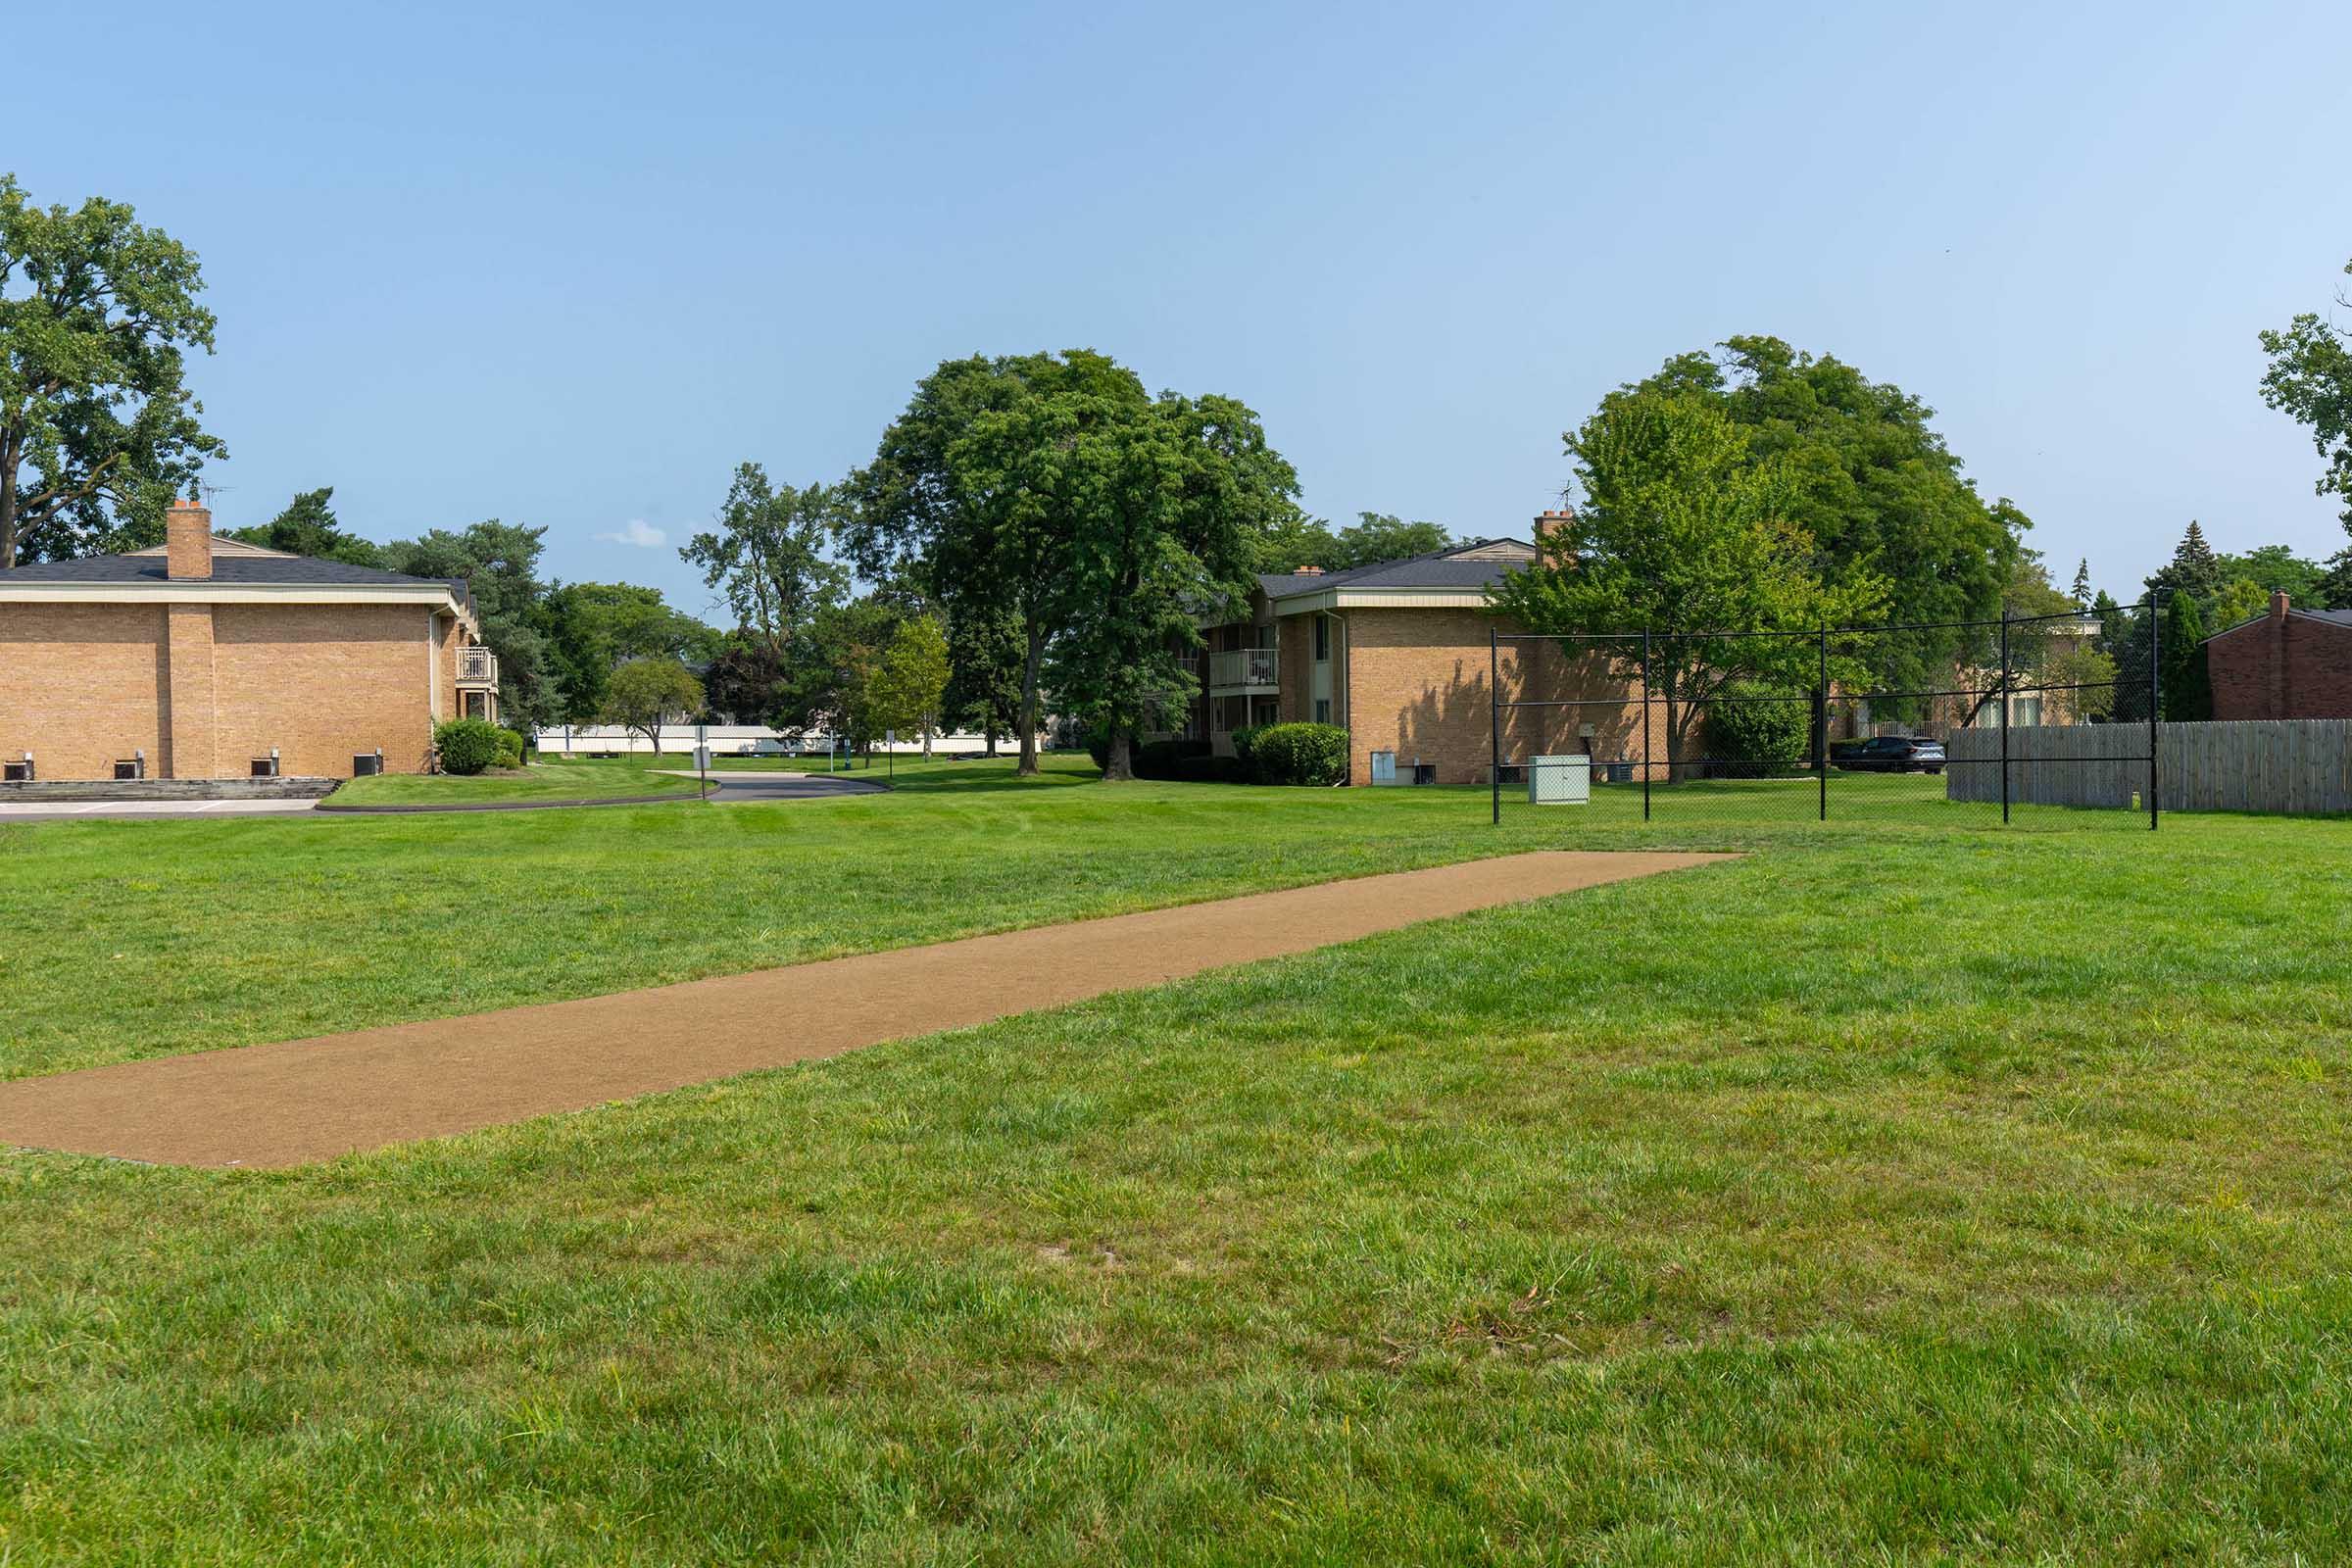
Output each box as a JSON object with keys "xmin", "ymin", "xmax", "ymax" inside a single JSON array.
[{"xmin": 0, "ymin": 851, "xmax": 1731, "ymax": 1168}]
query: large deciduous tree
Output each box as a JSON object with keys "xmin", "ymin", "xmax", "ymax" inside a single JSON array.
[
  {"xmin": 1488, "ymin": 389, "xmax": 1887, "ymax": 778},
  {"xmin": 0, "ymin": 175, "xmax": 226, "ymax": 567},
  {"xmin": 1250, "ymin": 510, "xmax": 1455, "ymax": 573},
  {"xmin": 847, "ymin": 351, "xmax": 1143, "ymax": 776},
  {"xmin": 681, "ymin": 463, "xmax": 850, "ymax": 662},
  {"xmin": 1628, "ymin": 336, "xmax": 2026, "ymax": 695},
  {"xmin": 2214, "ymin": 543, "xmax": 2326, "ymax": 605},
  {"xmin": 2260, "ymin": 257, "xmax": 2352, "ymax": 606}
]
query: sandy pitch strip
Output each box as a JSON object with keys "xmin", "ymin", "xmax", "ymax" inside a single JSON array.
[{"xmin": 0, "ymin": 851, "xmax": 1731, "ymax": 1168}]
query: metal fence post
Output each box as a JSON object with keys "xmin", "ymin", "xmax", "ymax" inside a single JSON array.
[
  {"xmin": 1999, "ymin": 610, "xmax": 2011, "ymax": 825},
  {"xmin": 1490, "ymin": 626, "xmax": 1501, "ymax": 827},
  {"xmin": 2148, "ymin": 594, "xmax": 2161, "ymax": 830},
  {"xmin": 1816, "ymin": 628, "xmax": 1829, "ymax": 822},
  {"xmin": 1640, "ymin": 629, "xmax": 1652, "ymax": 823}
]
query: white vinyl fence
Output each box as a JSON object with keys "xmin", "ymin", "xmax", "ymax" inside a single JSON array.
[
  {"xmin": 1946, "ymin": 720, "xmax": 2352, "ymax": 815},
  {"xmin": 532, "ymin": 724, "xmax": 1020, "ymax": 757}
]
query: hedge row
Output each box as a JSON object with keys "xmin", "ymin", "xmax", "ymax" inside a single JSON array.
[{"xmin": 1085, "ymin": 721, "xmax": 1349, "ymax": 787}]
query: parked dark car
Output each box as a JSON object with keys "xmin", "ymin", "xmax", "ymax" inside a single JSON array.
[{"xmin": 1835, "ymin": 735, "xmax": 1947, "ymax": 774}]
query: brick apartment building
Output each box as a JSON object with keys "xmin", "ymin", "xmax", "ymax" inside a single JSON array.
[
  {"xmin": 2204, "ymin": 591, "xmax": 2352, "ymax": 720},
  {"xmin": 0, "ymin": 499, "xmax": 497, "ymax": 782},
  {"xmin": 1186, "ymin": 517, "xmax": 1660, "ymax": 785}
]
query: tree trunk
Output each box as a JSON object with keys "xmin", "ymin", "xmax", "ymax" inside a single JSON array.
[
  {"xmin": 1102, "ymin": 726, "xmax": 1135, "ymax": 782},
  {"xmin": 0, "ymin": 445, "xmax": 19, "ymax": 570},
  {"xmin": 1016, "ymin": 619, "xmax": 1046, "ymax": 777}
]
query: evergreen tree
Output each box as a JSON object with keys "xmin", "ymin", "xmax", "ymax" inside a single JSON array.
[
  {"xmin": 2071, "ymin": 558, "xmax": 2092, "ymax": 606},
  {"xmin": 228, "ymin": 487, "xmax": 385, "ymax": 565},
  {"xmin": 2160, "ymin": 593, "xmax": 2212, "ymax": 721},
  {"xmin": 2146, "ymin": 520, "xmax": 2224, "ymax": 604}
]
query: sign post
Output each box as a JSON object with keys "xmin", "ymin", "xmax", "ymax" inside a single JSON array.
[{"xmin": 693, "ymin": 743, "xmax": 710, "ymax": 801}]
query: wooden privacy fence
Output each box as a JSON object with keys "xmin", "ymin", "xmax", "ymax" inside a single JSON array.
[{"xmin": 1947, "ymin": 721, "xmax": 2352, "ymax": 815}]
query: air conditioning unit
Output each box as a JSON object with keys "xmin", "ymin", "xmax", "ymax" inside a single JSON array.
[
  {"xmin": 352, "ymin": 753, "xmax": 384, "ymax": 777},
  {"xmin": 3, "ymin": 754, "xmax": 31, "ymax": 783}
]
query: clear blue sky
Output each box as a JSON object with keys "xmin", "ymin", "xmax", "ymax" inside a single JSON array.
[{"xmin": 15, "ymin": 0, "xmax": 2349, "ymax": 619}]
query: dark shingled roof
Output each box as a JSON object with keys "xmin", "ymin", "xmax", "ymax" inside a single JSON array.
[
  {"xmin": 0, "ymin": 553, "xmax": 464, "ymax": 590},
  {"xmin": 1258, "ymin": 538, "xmax": 1538, "ymax": 600},
  {"xmin": 2202, "ymin": 604, "xmax": 2352, "ymax": 643},
  {"xmin": 0, "ymin": 549, "xmax": 479, "ymax": 627}
]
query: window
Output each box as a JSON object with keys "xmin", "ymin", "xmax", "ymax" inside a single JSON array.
[
  {"xmin": 1314, "ymin": 698, "xmax": 1331, "ymax": 724},
  {"xmin": 2012, "ymin": 696, "xmax": 2041, "ymax": 726},
  {"xmin": 1313, "ymin": 615, "xmax": 1330, "ymax": 662}
]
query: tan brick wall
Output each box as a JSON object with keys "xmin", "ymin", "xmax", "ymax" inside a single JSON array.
[
  {"xmin": 164, "ymin": 603, "xmax": 219, "ymax": 778},
  {"xmin": 214, "ymin": 604, "xmax": 442, "ymax": 776},
  {"xmin": 0, "ymin": 604, "xmax": 171, "ymax": 778},
  {"xmin": 1340, "ymin": 608, "xmax": 1652, "ymax": 785},
  {"xmin": 0, "ymin": 600, "xmax": 453, "ymax": 779}
]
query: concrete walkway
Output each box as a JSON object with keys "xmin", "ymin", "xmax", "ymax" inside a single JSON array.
[
  {"xmin": 0, "ymin": 851, "xmax": 1731, "ymax": 1168},
  {"xmin": 0, "ymin": 798, "xmax": 320, "ymax": 820},
  {"xmin": 0, "ymin": 771, "xmax": 882, "ymax": 820}
]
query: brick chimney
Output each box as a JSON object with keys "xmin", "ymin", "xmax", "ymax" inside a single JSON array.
[
  {"xmin": 1534, "ymin": 508, "xmax": 1575, "ymax": 547},
  {"xmin": 2271, "ymin": 589, "xmax": 2291, "ymax": 623},
  {"xmin": 1295, "ymin": 564, "xmax": 1323, "ymax": 575},
  {"xmin": 166, "ymin": 498, "xmax": 214, "ymax": 580}
]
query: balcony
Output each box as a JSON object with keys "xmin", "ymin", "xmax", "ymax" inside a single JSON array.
[
  {"xmin": 456, "ymin": 646, "xmax": 500, "ymax": 688},
  {"xmin": 1206, "ymin": 647, "xmax": 1278, "ymax": 691}
]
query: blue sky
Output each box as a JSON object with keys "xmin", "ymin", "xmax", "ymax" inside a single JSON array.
[{"xmin": 14, "ymin": 0, "xmax": 2348, "ymax": 619}]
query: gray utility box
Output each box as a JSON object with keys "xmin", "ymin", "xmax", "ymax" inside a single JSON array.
[{"xmin": 1528, "ymin": 755, "xmax": 1592, "ymax": 805}]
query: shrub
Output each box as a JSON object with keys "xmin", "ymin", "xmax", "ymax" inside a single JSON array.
[
  {"xmin": 1230, "ymin": 725, "xmax": 1264, "ymax": 769},
  {"xmin": 1249, "ymin": 722, "xmax": 1349, "ymax": 786},
  {"xmin": 433, "ymin": 717, "xmax": 504, "ymax": 775},
  {"xmin": 1701, "ymin": 686, "xmax": 1811, "ymax": 775},
  {"xmin": 1170, "ymin": 753, "xmax": 1250, "ymax": 784},
  {"xmin": 493, "ymin": 728, "xmax": 526, "ymax": 769},
  {"xmin": 1086, "ymin": 728, "xmax": 1213, "ymax": 779}
]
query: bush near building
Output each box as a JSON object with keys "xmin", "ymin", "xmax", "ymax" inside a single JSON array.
[{"xmin": 432, "ymin": 717, "xmax": 505, "ymax": 775}]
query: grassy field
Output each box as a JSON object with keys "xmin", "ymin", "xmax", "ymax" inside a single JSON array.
[
  {"xmin": 4, "ymin": 758, "xmax": 2350, "ymax": 1562},
  {"xmin": 325, "ymin": 755, "xmax": 706, "ymax": 807}
]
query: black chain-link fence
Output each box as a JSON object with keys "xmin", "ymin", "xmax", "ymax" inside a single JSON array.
[{"xmin": 1487, "ymin": 600, "xmax": 2165, "ymax": 830}]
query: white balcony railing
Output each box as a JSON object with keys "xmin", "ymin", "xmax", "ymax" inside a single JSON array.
[
  {"xmin": 457, "ymin": 646, "xmax": 499, "ymax": 688},
  {"xmin": 1206, "ymin": 647, "xmax": 1278, "ymax": 689}
]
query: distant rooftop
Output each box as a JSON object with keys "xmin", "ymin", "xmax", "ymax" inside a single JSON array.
[{"xmin": 1259, "ymin": 538, "xmax": 1538, "ymax": 601}]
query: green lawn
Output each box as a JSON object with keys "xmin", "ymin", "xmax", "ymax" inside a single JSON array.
[
  {"xmin": 324, "ymin": 755, "xmax": 706, "ymax": 807},
  {"xmin": 4, "ymin": 759, "xmax": 2350, "ymax": 1562}
]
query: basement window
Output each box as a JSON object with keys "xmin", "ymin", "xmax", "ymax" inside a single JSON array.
[
  {"xmin": 3, "ymin": 760, "xmax": 30, "ymax": 783},
  {"xmin": 250, "ymin": 757, "xmax": 279, "ymax": 778},
  {"xmin": 352, "ymin": 754, "xmax": 383, "ymax": 777},
  {"xmin": 114, "ymin": 760, "xmax": 143, "ymax": 781}
]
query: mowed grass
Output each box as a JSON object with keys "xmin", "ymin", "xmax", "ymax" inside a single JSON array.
[
  {"xmin": 4, "ymin": 760, "xmax": 2351, "ymax": 1561},
  {"xmin": 4, "ymin": 753, "xmax": 1869, "ymax": 1082},
  {"xmin": 325, "ymin": 754, "xmax": 706, "ymax": 806}
]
